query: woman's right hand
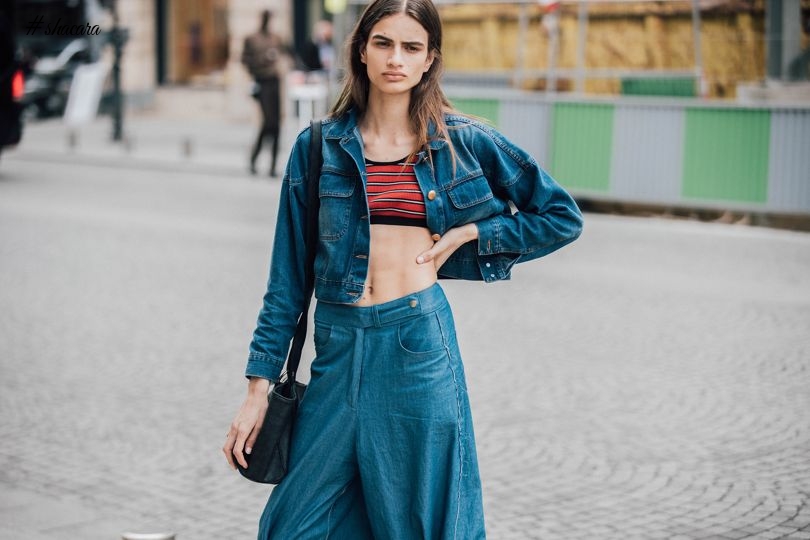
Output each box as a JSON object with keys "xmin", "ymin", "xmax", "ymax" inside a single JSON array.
[{"xmin": 223, "ymin": 377, "xmax": 271, "ymax": 470}]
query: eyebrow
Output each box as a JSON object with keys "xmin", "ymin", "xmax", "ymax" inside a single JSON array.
[{"xmin": 369, "ymin": 34, "xmax": 425, "ymax": 47}]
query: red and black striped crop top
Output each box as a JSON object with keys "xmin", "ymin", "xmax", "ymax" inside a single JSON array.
[{"xmin": 365, "ymin": 155, "xmax": 427, "ymax": 227}]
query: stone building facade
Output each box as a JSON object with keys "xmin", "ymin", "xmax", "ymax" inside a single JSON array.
[{"xmin": 116, "ymin": 0, "xmax": 297, "ymax": 119}]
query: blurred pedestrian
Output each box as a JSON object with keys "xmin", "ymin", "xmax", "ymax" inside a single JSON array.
[
  {"xmin": 242, "ymin": 9, "xmax": 287, "ymax": 177},
  {"xmin": 224, "ymin": 0, "xmax": 583, "ymax": 537},
  {"xmin": 299, "ymin": 19, "xmax": 334, "ymax": 78}
]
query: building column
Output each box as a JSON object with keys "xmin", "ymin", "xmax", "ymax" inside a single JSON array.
[
  {"xmin": 766, "ymin": 0, "xmax": 801, "ymax": 80},
  {"xmin": 119, "ymin": 0, "xmax": 156, "ymax": 109}
]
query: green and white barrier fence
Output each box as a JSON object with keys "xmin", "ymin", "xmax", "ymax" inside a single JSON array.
[{"xmin": 448, "ymin": 88, "xmax": 810, "ymax": 216}]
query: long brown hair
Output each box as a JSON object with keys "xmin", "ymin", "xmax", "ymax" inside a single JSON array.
[{"xmin": 331, "ymin": 0, "xmax": 456, "ymax": 154}]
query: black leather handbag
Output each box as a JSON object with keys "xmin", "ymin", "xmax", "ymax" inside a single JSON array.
[{"xmin": 237, "ymin": 119, "xmax": 322, "ymax": 484}]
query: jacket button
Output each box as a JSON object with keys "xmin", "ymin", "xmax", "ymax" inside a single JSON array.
[
  {"xmin": 427, "ymin": 190, "xmax": 436, "ymax": 201},
  {"xmin": 431, "ymin": 233, "xmax": 441, "ymax": 242},
  {"xmin": 409, "ymin": 299, "xmax": 418, "ymax": 308}
]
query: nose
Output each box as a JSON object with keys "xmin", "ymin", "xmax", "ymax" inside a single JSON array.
[{"xmin": 387, "ymin": 46, "xmax": 404, "ymax": 67}]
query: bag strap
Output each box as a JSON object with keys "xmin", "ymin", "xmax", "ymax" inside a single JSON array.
[{"xmin": 285, "ymin": 119, "xmax": 322, "ymax": 381}]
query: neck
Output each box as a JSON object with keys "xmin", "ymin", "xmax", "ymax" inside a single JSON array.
[{"xmin": 361, "ymin": 90, "xmax": 412, "ymax": 142}]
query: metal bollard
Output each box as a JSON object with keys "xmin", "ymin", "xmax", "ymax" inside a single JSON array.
[
  {"xmin": 121, "ymin": 533, "xmax": 176, "ymax": 540},
  {"xmin": 67, "ymin": 130, "xmax": 78, "ymax": 150},
  {"xmin": 181, "ymin": 136, "xmax": 193, "ymax": 158}
]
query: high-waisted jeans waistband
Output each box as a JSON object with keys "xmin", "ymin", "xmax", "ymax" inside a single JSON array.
[{"xmin": 314, "ymin": 282, "xmax": 447, "ymax": 328}]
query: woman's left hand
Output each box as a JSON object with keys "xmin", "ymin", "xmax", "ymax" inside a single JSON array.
[{"xmin": 416, "ymin": 223, "xmax": 478, "ymax": 270}]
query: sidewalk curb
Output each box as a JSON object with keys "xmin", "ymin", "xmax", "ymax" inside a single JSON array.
[
  {"xmin": 4, "ymin": 148, "xmax": 260, "ymax": 179},
  {"xmin": 7, "ymin": 113, "xmax": 295, "ymax": 180}
]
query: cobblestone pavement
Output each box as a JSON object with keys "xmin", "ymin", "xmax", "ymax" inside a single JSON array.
[{"xmin": 0, "ymin": 156, "xmax": 808, "ymax": 539}]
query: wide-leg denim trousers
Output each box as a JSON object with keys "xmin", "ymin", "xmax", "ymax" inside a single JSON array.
[{"xmin": 258, "ymin": 283, "xmax": 486, "ymax": 539}]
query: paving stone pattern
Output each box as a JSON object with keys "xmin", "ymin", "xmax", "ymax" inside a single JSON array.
[{"xmin": 0, "ymin": 157, "xmax": 808, "ymax": 539}]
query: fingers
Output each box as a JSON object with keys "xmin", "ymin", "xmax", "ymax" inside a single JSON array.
[
  {"xmin": 416, "ymin": 250, "xmax": 433, "ymax": 264},
  {"xmin": 232, "ymin": 422, "xmax": 252, "ymax": 469},
  {"xmin": 223, "ymin": 390, "xmax": 269, "ymax": 472},
  {"xmin": 246, "ymin": 407, "xmax": 267, "ymax": 457},
  {"xmin": 222, "ymin": 420, "xmax": 254, "ymax": 470},
  {"xmin": 418, "ymin": 227, "xmax": 463, "ymax": 265},
  {"xmin": 416, "ymin": 240, "xmax": 443, "ymax": 265},
  {"xmin": 417, "ymin": 238, "xmax": 450, "ymax": 267},
  {"xmin": 222, "ymin": 429, "xmax": 238, "ymax": 470}
]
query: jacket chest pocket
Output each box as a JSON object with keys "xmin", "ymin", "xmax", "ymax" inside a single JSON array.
[
  {"xmin": 445, "ymin": 173, "xmax": 498, "ymax": 222},
  {"xmin": 318, "ymin": 173, "xmax": 356, "ymax": 240}
]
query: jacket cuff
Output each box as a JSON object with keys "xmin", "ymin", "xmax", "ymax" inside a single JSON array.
[
  {"xmin": 475, "ymin": 216, "xmax": 518, "ymax": 283},
  {"xmin": 245, "ymin": 351, "xmax": 285, "ymax": 382},
  {"xmin": 475, "ymin": 215, "xmax": 502, "ymax": 256}
]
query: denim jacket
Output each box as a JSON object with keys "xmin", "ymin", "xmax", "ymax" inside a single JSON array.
[{"xmin": 245, "ymin": 109, "xmax": 583, "ymax": 381}]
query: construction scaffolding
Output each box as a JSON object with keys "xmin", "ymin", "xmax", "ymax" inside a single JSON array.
[{"xmin": 342, "ymin": 0, "xmax": 707, "ymax": 96}]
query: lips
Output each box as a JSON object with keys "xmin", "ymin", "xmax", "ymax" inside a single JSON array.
[{"xmin": 382, "ymin": 71, "xmax": 406, "ymax": 79}]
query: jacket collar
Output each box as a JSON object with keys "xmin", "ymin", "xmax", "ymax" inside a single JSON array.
[{"xmin": 321, "ymin": 109, "xmax": 360, "ymax": 140}]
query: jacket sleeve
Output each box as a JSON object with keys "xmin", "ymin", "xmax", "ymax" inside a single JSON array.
[
  {"xmin": 469, "ymin": 123, "xmax": 583, "ymax": 281},
  {"xmin": 244, "ymin": 128, "xmax": 312, "ymax": 381}
]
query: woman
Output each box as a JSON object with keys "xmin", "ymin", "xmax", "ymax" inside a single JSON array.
[{"xmin": 224, "ymin": 0, "xmax": 583, "ymax": 537}]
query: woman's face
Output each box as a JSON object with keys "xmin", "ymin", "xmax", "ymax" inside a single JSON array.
[{"xmin": 360, "ymin": 13, "xmax": 434, "ymax": 97}]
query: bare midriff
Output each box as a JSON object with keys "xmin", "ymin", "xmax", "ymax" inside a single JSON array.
[{"xmin": 353, "ymin": 224, "xmax": 438, "ymax": 306}]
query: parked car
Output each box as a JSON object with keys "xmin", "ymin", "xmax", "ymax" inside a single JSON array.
[{"xmin": 0, "ymin": 4, "xmax": 24, "ymax": 158}]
